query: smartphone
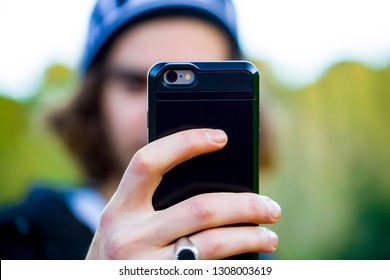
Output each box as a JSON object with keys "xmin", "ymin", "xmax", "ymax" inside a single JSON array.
[{"xmin": 148, "ymin": 61, "xmax": 259, "ymax": 259}]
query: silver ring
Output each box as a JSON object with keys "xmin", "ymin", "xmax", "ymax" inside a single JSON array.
[{"xmin": 174, "ymin": 237, "xmax": 199, "ymax": 260}]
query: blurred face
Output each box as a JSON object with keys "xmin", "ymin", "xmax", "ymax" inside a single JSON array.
[{"xmin": 101, "ymin": 17, "xmax": 231, "ymax": 170}]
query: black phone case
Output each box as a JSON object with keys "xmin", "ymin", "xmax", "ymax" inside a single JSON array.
[{"xmin": 148, "ymin": 61, "xmax": 259, "ymax": 259}]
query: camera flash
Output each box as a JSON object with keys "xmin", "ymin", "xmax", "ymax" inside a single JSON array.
[{"xmin": 164, "ymin": 69, "xmax": 194, "ymax": 84}]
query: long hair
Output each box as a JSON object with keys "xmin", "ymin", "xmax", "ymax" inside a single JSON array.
[{"xmin": 49, "ymin": 62, "xmax": 122, "ymax": 183}]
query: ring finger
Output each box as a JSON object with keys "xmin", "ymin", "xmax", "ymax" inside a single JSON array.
[{"xmin": 161, "ymin": 226, "xmax": 278, "ymax": 260}]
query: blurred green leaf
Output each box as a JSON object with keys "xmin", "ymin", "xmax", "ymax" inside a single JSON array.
[{"xmin": 0, "ymin": 64, "xmax": 81, "ymax": 203}]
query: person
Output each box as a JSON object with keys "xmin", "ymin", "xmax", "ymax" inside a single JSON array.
[{"xmin": 0, "ymin": 0, "xmax": 281, "ymax": 260}]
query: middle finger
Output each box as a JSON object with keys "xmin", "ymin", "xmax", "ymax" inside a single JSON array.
[{"xmin": 152, "ymin": 192, "xmax": 281, "ymax": 245}]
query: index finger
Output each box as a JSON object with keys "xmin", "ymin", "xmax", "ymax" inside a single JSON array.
[{"xmin": 110, "ymin": 129, "xmax": 228, "ymax": 212}]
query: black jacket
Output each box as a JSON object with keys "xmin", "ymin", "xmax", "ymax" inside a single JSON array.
[{"xmin": 0, "ymin": 186, "xmax": 93, "ymax": 259}]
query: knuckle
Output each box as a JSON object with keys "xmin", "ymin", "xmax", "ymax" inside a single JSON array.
[
  {"xmin": 179, "ymin": 130, "xmax": 210, "ymax": 153},
  {"xmin": 105, "ymin": 227, "xmax": 146, "ymax": 260},
  {"xmin": 188, "ymin": 195, "xmax": 216, "ymax": 222},
  {"xmin": 105, "ymin": 232, "xmax": 126, "ymax": 260},
  {"xmin": 99, "ymin": 207, "xmax": 115, "ymax": 229},
  {"xmin": 97, "ymin": 210, "xmax": 128, "ymax": 259},
  {"xmin": 179, "ymin": 131, "xmax": 199, "ymax": 154},
  {"xmin": 199, "ymin": 234, "xmax": 224, "ymax": 258},
  {"xmin": 129, "ymin": 149, "xmax": 154, "ymax": 175},
  {"xmin": 246, "ymin": 194, "xmax": 262, "ymax": 219},
  {"xmin": 179, "ymin": 131, "xmax": 194, "ymax": 147}
]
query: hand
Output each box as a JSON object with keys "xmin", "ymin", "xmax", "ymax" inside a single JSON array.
[{"xmin": 86, "ymin": 128, "xmax": 281, "ymax": 259}]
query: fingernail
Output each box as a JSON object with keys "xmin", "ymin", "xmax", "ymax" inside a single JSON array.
[
  {"xmin": 205, "ymin": 129, "xmax": 227, "ymax": 144},
  {"xmin": 268, "ymin": 199, "xmax": 282, "ymax": 220},
  {"xmin": 259, "ymin": 227, "xmax": 279, "ymax": 249},
  {"xmin": 267, "ymin": 229, "xmax": 279, "ymax": 249}
]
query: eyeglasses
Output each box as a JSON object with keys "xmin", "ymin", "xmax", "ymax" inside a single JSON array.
[{"xmin": 104, "ymin": 66, "xmax": 147, "ymax": 93}]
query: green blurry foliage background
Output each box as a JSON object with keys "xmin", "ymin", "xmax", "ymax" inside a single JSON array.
[{"xmin": 0, "ymin": 60, "xmax": 389, "ymax": 259}]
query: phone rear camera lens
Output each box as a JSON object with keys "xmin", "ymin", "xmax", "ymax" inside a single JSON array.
[{"xmin": 166, "ymin": 70, "xmax": 178, "ymax": 83}]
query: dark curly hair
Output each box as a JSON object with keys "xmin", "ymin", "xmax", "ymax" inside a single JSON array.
[{"xmin": 49, "ymin": 61, "xmax": 123, "ymax": 183}]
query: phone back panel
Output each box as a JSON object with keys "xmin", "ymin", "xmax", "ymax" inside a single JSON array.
[{"xmin": 148, "ymin": 61, "xmax": 259, "ymax": 210}]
